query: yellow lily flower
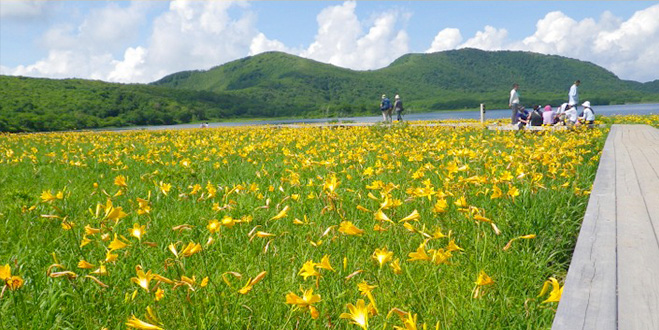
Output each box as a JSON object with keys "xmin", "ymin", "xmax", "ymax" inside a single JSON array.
[{"xmin": 340, "ymin": 299, "xmax": 370, "ymax": 329}]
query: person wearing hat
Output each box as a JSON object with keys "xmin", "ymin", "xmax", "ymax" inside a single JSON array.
[
  {"xmin": 579, "ymin": 101, "xmax": 595, "ymax": 128},
  {"xmin": 393, "ymin": 94, "xmax": 404, "ymax": 122},
  {"xmin": 380, "ymin": 94, "xmax": 393, "ymax": 123}
]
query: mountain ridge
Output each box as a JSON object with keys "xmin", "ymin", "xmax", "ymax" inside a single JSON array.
[{"xmin": 2, "ymin": 49, "xmax": 658, "ymax": 132}]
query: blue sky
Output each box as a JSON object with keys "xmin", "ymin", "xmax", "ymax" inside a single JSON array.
[{"xmin": 1, "ymin": 1, "xmax": 658, "ymax": 83}]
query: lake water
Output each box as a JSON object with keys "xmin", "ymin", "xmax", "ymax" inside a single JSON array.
[{"xmin": 114, "ymin": 103, "xmax": 659, "ymax": 131}]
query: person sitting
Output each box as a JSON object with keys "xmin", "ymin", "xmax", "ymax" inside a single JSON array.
[
  {"xmin": 517, "ymin": 106, "xmax": 530, "ymax": 129},
  {"xmin": 542, "ymin": 105, "xmax": 555, "ymax": 126},
  {"xmin": 564, "ymin": 104, "xmax": 578, "ymax": 128},
  {"xmin": 579, "ymin": 101, "xmax": 595, "ymax": 128},
  {"xmin": 554, "ymin": 103, "xmax": 568, "ymax": 125},
  {"xmin": 529, "ymin": 105, "xmax": 543, "ymax": 127}
]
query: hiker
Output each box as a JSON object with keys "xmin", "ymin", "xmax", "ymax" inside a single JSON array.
[
  {"xmin": 579, "ymin": 101, "xmax": 595, "ymax": 128},
  {"xmin": 568, "ymin": 80, "xmax": 580, "ymax": 114},
  {"xmin": 542, "ymin": 105, "xmax": 555, "ymax": 126},
  {"xmin": 529, "ymin": 105, "xmax": 543, "ymax": 127},
  {"xmin": 380, "ymin": 94, "xmax": 393, "ymax": 123},
  {"xmin": 509, "ymin": 83, "xmax": 520, "ymax": 125},
  {"xmin": 393, "ymin": 95, "xmax": 404, "ymax": 121}
]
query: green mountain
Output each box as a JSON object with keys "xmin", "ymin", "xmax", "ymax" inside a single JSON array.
[
  {"xmin": 2, "ymin": 49, "xmax": 658, "ymax": 132},
  {"xmin": 154, "ymin": 49, "xmax": 659, "ymax": 111}
]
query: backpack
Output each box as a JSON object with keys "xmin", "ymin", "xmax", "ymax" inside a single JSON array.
[
  {"xmin": 381, "ymin": 98, "xmax": 391, "ymax": 110},
  {"xmin": 394, "ymin": 100, "xmax": 404, "ymax": 111}
]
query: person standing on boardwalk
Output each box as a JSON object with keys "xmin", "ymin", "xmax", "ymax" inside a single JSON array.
[
  {"xmin": 380, "ymin": 94, "xmax": 393, "ymax": 123},
  {"xmin": 393, "ymin": 94, "xmax": 404, "ymax": 122},
  {"xmin": 509, "ymin": 83, "xmax": 520, "ymax": 125},
  {"xmin": 568, "ymin": 80, "xmax": 580, "ymax": 114}
]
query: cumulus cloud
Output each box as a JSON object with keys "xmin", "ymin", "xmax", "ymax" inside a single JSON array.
[
  {"xmin": 0, "ymin": 0, "xmax": 47, "ymax": 18},
  {"xmin": 426, "ymin": 28, "xmax": 463, "ymax": 53},
  {"xmin": 3, "ymin": 1, "xmax": 658, "ymax": 83},
  {"xmin": 3, "ymin": 1, "xmax": 260, "ymax": 83},
  {"xmin": 249, "ymin": 33, "xmax": 292, "ymax": 55},
  {"xmin": 460, "ymin": 26, "xmax": 508, "ymax": 50},
  {"xmin": 299, "ymin": 1, "xmax": 409, "ymax": 70},
  {"xmin": 427, "ymin": 4, "xmax": 659, "ymax": 81}
]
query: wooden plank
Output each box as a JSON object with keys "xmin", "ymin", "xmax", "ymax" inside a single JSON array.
[
  {"xmin": 552, "ymin": 126, "xmax": 619, "ymax": 330},
  {"xmin": 615, "ymin": 125, "xmax": 659, "ymax": 330}
]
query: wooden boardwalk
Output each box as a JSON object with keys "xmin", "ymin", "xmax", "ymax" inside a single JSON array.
[{"xmin": 553, "ymin": 125, "xmax": 659, "ymax": 330}]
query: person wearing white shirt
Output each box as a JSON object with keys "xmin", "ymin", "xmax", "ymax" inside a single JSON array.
[
  {"xmin": 564, "ymin": 104, "xmax": 578, "ymax": 127},
  {"xmin": 568, "ymin": 80, "xmax": 580, "ymax": 113},
  {"xmin": 509, "ymin": 83, "xmax": 520, "ymax": 125},
  {"xmin": 580, "ymin": 101, "xmax": 595, "ymax": 128}
]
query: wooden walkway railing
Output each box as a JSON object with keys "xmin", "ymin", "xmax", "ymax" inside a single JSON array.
[{"xmin": 553, "ymin": 125, "xmax": 659, "ymax": 329}]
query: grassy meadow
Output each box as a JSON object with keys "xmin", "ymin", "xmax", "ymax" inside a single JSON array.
[{"xmin": 1, "ymin": 122, "xmax": 612, "ymax": 329}]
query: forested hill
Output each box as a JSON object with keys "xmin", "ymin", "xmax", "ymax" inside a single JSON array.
[
  {"xmin": 2, "ymin": 48, "xmax": 658, "ymax": 132},
  {"xmin": 153, "ymin": 49, "xmax": 658, "ymax": 111}
]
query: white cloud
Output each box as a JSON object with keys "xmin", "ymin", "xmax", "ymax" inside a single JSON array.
[
  {"xmin": 3, "ymin": 1, "xmax": 658, "ymax": 83},
  {"xmin": 427, "ymin": 4, "xmax": 659, "ymax": 82},
  {"xmin": 459, "ymin": 26, "xmax": 508, "ymax": 50},
  {"xmin": 108, "ymin": 47, "xmax": 148, "ymax": 83},
  {"xmin": 299, "ymin": 1, "xmax": 409, "ymax": 70},
  {"xmin": 0, "ymin": 0, "xmax": 47, "ymax": 18},
  {"xmin": 249, "ymin": 33, "xmax": 292, "ymax": 55},
  {"xmin": 426, "ymin": 28, "xmax": 463, "ymax": 53}
]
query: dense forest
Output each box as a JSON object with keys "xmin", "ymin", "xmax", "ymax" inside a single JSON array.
[{"xmin": 2, "ymin": 48, "xmax": 658, "ymax": 132}]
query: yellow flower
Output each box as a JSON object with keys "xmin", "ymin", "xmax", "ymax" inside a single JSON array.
[
  {"xmin": 137, "ymin": 198, "xmax": 151, "ymax": 215},
  {"xmin": 207, "ymin": 219, "xmax": 221, "ymax": 233},
  {"xmin": 390, "ymin": 258, "xmax": 402, "ymax": 275},
  {"xmin": 158, "ymin": 181, "xmax": 171, "ymax": 195},
  {"xmin": 318, "ymin": 255, "xmax": 335, "ymax": 271},
  {"xmin": 108, "ymin": 233, "xmax": 129, "ymax": 251},
  {"xmin": 77, "ymin": 260, "xmax": 94, "ymax": 269},
  {"xmin": 154, "ymin": 288, "xmax": 165, "ymax": 301},
  {"xmin": 432, "ymin": 199, "xmax": 448, "ymax": 213},
  {"xmin": 374, "ymin": 209, "xmax": 393, "ymax": 223},
  {"xmin": 357, "ymin": 281, "xmax": 377, "ymax": 296},
  {"xmin": 129, "ymin": 223, "xmax": 146, "ymax": 241},
  {"xmin": 445, "ymin": 240, "xmax": 463, "ymax": 252},
  {"xmin": 407, "ymin": 244, "xmax": 430, "ymax": 262},
  {"xmin": 475, "ymin": 271, "xmax": 494, "ymax": 286},
  {"xmin": 114, "ymin": 175, "xmax": 127, "ymax": 187},
  {"xmin": 453, "ymin": 196, "xmax": 468, "ymax": 208},
  {"xmin": 507, "ymin": 186, "xmax": 520, "ymax": 198},
  {"xmin": 84, "ymin": 225, "xmax": 101, "ymax": 235},
  {"xmin": 372, "ymin": 247, "xmax": 393, "ymax": 268},
  {"xmin": 131, "ymin": 266, "xmax": 154, "ymax": 292},
  {"xmin": 429, "ymin": 248, "xmax": 452, "ymax": 265},
  {"xmin": 286, "ymin": 287, "xmax": 321, "ymax": 318},
  {"xmin": 298, "ymin": 260, "xmax": 321, "ymax": 280},
  {"xmin": 490, "ymin": 185, "xmax": 503, "ymax": 199},
  {"xmin": 338, "ymin": 221, "xmax": 364, "ymax": 236},
  {"xmin": 125, "ymin": 315, "xmax": 163, "ymax": 330},
  {"xmin": 1, "ymin": 264, "xmax": 24, "ymax": 290},
  {"xmin": 180, "ymin": 242, "xmax": 202, "ymax": 257},
  {"xmin": 238, "ymin": 271, "xmax": 267, "ymax": 294},
  {"xmin": 399, "ymin": 209, "xmax": 420, "ymax": 222},
  {"xmin": 105, "ymin": 251, "xmax": 118, "ymax": 263},
  {"xmin": 270, "ymin": 205, "xmax": 290, "ymax": 220},
  {"xmin": 340, "ymin": 299, "xmax": 370, "ymax": 329},
  {"xmin": 538, "ymin": 277, "xmax": 563, "ymax": 303}
]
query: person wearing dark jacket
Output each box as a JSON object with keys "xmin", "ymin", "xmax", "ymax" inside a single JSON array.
[{"xmin": 393, "ymin": 94, "xmax": 404, "ymax": 121}]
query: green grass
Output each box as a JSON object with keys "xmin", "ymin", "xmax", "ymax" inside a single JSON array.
[{"xmin": 1, "ymin": 124, "xmax": 607, "ymax": 329}]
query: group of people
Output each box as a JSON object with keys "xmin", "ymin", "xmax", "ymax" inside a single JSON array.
[
  {"xmin": 509, "ymin": 80, "xmax": 595, "ymax": 129},
  {"xmin": 380, "ymin": 94, "xmax": 404, "ymax": 123}
]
